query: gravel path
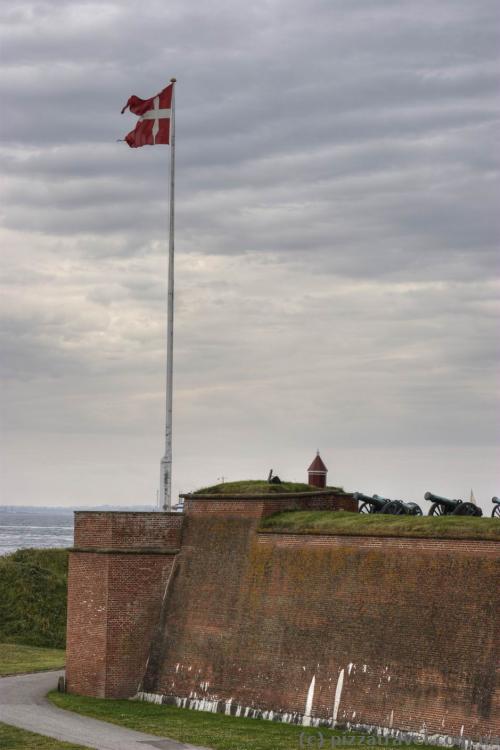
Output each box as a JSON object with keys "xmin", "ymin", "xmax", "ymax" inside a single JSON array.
[{"xmin": 0, "ymin": 670, "xmax": 208, "ymax": 750}]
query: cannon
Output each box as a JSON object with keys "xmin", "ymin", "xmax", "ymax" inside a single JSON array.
[
  {"xmin": 424, "ymin": 491, "xmax": 482, "ymax": 517},
  {"xmin": 376, "ymin": 495, "xmax": 423, "ymax": 516},
  {"xmin": 354, "ymin": 493, "xmax": 422, "ymax": 516},
  {"xmin": 404, "ymin": 502, "xmax": 423, "ymax": 516},
  {"xmin": 267, "ymin": 469, "xmax": 282, "ymax": 484},
  {"xmin": 393, "ymin": 500, "xmax": 422, "ymax": 516},
  {"xmin": 492, "ymin": 497, "xmax": 500, "ymax": 518},
  {"xmin": 354, "ymin": 492, "xmax": 390, "ymax": 514}
]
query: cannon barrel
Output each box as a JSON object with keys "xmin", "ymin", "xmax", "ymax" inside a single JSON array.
[
  {"xmin": 372, "ymin": 494, "xmax": 391, "ymax": 508},
  {"xmin": 424, "ymin": 491, "xmax": 460, "ymax": 507},
  {"xmin": 353, "ymin": 492, "xmax": 374, "ymax": 504},
  {"xmin": 492, "ymin": 496, "xmax": 499, "ymax": 503},
  {"xmin": 354, "ymin": 492, "xmax": 388, "ymax": 509}
]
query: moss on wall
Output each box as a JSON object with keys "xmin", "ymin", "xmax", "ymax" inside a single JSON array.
[{"xmin": 143, "ymin": 511, "xmax": 499, "ymax": 738}]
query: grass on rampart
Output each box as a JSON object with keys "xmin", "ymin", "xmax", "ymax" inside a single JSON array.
[
  {"xmin": 0, "ymin": 643, "xmax": 65, "ymax": 676},
  {"xmin": 193, "ymin": 479, "xmax": 343, "ymax": 495},
  {"xmin": 0, "ymin": 548, "xmax": 68, "ymax": 648},
  {"xmin": 260, "ymin": 510, "xmax": 500, "ymax": 540},
  {"xmin": 0, "ymin": 722, "xmax": 90, "ymax": 749},
  {"xmin": 49, "ymin": 692, "xmax": 437, "ymax": 750}
]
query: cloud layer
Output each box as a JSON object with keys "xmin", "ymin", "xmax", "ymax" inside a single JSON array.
[{"xmin": 1, "ymin": 0, "xmax": 499, "ymax": 510}]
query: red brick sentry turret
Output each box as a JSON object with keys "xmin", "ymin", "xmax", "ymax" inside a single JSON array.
[{"xmin": 308, "ymin": 451, "xmax": 328, "ymax": 488}]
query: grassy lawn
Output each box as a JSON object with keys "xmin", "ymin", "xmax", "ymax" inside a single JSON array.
[
  {"xmin": 0, "ymin": 722, "xmax": 90, "ymax": 750},
  {"xmin": 260, "ymin": 510, "xmax": 500, "ymax": 540},
  {"xmin": 49, "ymin": 692, "xmax": 436, "ymax": 750},
  {"xmin": 0, "ymin": 643, "xmax": 65, "ymax": 676}
]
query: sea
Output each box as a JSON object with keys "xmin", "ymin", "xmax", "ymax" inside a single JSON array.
[
  {"xmin": 0, "ymin": 505, "xmax": 159, "ymax": 556},
  {"xmin": 0, "ymin": 507, "xmax": 74, "ymax": 556}
]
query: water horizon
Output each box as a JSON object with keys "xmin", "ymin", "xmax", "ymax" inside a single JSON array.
[
  {"xmin": 0, "ymin": 504, "xmax": 157, "ymax": 556},
  {"xmin": 0, "ymin": 507, "xmax": 74, "ymax": 556}
]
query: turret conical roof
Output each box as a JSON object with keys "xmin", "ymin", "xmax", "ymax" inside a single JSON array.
[{"xmin": 308, "ymin": 452, "xmax": 327, "ymax": 473}]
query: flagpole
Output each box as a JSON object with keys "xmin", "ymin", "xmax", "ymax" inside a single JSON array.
[{"xmin": 160, "ymin": 77, "xmax": 176, "ymax": 512}]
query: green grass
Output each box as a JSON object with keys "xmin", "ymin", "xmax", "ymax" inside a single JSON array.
[
  {"xmin": 0, "ymin": 643, "xmax": 65, "ymax": 676},
  {"xmin": 193, "ymin": 479, "xmax": 343, "ymax": 495},
  {"xmin": 49, "ymin": 692, "xmax": 436, "ymax": 750},
  {"xmin": 260, "ymin": 510, "xmax": 500, "ymax": 540},
  {"xmin": 0, "ymin": 548, "xmax": 68, "ymax": 648},
  {"xmin": 0, "ymin": 722, "xmax": 90, "ymax": 749}
]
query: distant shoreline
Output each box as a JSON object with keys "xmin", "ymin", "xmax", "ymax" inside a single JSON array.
[{"xmin": 0, "ymin": 505, "xmax": 156, "ymax": 513}]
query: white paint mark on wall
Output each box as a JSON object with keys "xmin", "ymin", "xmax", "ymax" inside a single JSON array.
[
  {"xmin": 362, "ymin": 664, "xmax": 367, "ymax": 673},
  {"xmin": 347, "ymin": 663, "xmax": 354, "ymax": 675},
  {"xmin": 332, "ymin": 668, "xmax": 345, "ymax": 726},
  {"xmin": 135, "ymin": 692, "xmax": 493, "ymax": 749},
  {"xmin": 303, "ymin": 675, "xmax": 316, "ymax": 726},
  {"xmin": 389, "ymin": 710, "xmax": 394, "ymax": 728}
]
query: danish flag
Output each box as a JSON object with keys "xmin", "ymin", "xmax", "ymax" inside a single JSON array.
[{"xmin": 121, "ymin": 82, "xmax": 173, "ymax": 148}]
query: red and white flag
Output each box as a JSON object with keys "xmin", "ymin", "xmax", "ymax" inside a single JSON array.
[{"xmin": 121, "ymin": 82, "xmax": 173, "ymax": 148}]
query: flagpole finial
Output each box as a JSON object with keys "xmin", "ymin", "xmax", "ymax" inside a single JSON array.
[{"xmin": 170, "ymin": 77, "xmax": 177, "ymax": 83}]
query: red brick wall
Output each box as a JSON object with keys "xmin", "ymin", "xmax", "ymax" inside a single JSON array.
[
  {"xmin": 66, "ymin": 551, "xmax": 108, "ymax": 697},
  {"xmin": 104, "ymin": 553, "xmax": 176, "ymax": 698},
  {"xmin": 308, "ymin": 472, "xmax": 327, "ymax": 488},
  {"xmin": 74, "ymin": 511, "xmax": 183, "ymax": 549},
  {"xmin": 142, "ymin": 516, "xmax": 499, "ymax": 742},
  {"xmin": 183, "ymin": 490, "xmax": 357, "ymax": 517},
  {"xmin": 66, "ymin": 512, "xmax": 181, "ymax": 698},
  {"xmin": 66, "ymin": 504, "xmax": 499, "ymax": 743}
]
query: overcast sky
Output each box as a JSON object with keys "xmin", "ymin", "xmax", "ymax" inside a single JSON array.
[{"xmin": 1, "ymin": 0, "xmax": 499, "ymax": 512}]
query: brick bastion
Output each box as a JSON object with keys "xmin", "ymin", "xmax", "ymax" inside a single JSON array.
[{"xmin": 65, "ymin": 490, "xmax": 499, "ymax": 746}]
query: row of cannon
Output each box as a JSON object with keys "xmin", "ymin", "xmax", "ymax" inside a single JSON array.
[{"xmin": 353, "ymin": 492, "xmax": 500, "ymax": 517}]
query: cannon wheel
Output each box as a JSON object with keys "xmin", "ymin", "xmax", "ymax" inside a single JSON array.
[
  {"xmin": 381, "ymin": 501, "xmax": 406, "ymax": 515},
  {"xmin": 408, "ymin": 505, "xmax": 423, "ymax": 516},
  {"xmin": 428, "ymin": 502, "xmax": 447, "ymax": 516},
  {"xmin": 359, "ymin": 502, "xmax": 376, "ymax": 514},
  {"xmin": 492, "ymin": 505, "xmax": 500, "ymax": 518},
  {"xmin": 453, "ymin": 502, "xmax": 482, "ymax": 517}
]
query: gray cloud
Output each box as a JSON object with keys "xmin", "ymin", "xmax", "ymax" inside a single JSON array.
[{"xmin": 1, "ymin": 0, "xmax": 499, "ymax": 510}]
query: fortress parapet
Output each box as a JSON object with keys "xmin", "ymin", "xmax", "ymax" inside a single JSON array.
[{"xmin": 182, "ymin": 487, "xmax": 356, "ymax": 517}]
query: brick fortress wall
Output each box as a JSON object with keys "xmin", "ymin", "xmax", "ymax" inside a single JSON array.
[
  {"xmin": 183, "ymin": 489, "xmax": 357, "ymax": 517},
  {"xmin": 66, "ymin": 494, "xmax": 499, "ymax": 743},
  {"xmin": 66, "ymin": 511, "xmax": 183, "ymax": 698}
]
